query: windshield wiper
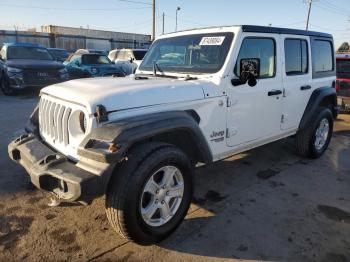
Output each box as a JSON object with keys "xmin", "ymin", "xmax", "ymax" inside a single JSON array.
[
  {"xmin": 134, "ymin": 73, "xmax": 178, "ymax": 80},
  {"xmin": 153, "ymin": 61, "xmax": 163, "ymax": 76},
  {"xmin": 184, "ymin": 75, "xmax": 198, "ymax": 81},
  {"xmin": 135, "ymin": 62, "xmax": 178, "ymax": 80}
]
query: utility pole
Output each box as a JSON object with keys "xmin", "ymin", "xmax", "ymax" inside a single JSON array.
[
  {"xmin": 175, "ymin": 7, "xmax": 181, "ymax": 32},
  {"xmin": 152, "ymin": 0, "xmax": 156, "ymax": 41},
  {"xmin": 306, "ymin": 0, "xmax": 314, "ymax": 30},
  {"xmin": 162, "ymin": 12, "xmax": 165, "ymax": 35}
]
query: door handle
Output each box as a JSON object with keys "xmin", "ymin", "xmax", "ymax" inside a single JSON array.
[
  {"xmin": 268, "ymin": 90, "xmax": 282, "ymax": 96},
  {"xmin": 300, "ymin": 85, "xmax": 311, "ymax": 91}
]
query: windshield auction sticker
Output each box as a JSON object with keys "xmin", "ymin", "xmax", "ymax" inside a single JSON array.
[{"xmin": 199, "ymin": 36, "xmax": 226, "ymax": 46}]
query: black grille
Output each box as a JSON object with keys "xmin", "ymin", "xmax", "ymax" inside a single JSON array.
[{"xmin": 23, "ymin": 69, "xmax": 60, "ymax": 85}]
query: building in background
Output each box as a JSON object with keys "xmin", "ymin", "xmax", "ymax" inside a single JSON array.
[{"xmin": 0, "ymin": 25, "xmax": 151, "ymax": 52}]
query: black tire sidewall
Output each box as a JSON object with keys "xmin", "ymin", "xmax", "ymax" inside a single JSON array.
[
  {"xmin": 0, "ymin": 76, "xmax": 15, "ymax": 96},
  {"xmin": 123, "ymin": 147, "xmax": 193, "ymax": 243},
  {"xmin": 309, "ymin": 108, "xmax": 333, "ymax": 158}
]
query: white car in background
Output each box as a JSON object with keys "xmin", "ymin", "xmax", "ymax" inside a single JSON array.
[{"xmin": 108, "ymin": 48, "xmax": 148, "ymax": 75}]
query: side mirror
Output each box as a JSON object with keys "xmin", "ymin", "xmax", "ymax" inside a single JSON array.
[
  {"xmin": 129, "ymin": 57, "xmax": 134, "ymax": 63},
  {"xmin": 74, "ymin": 60, "xmax": 81, "ymax": 67},
  {"xmin": 232, "ymin": 58, "xmax": 260, "ymax": 87}
]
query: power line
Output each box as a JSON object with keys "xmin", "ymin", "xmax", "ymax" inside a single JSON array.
[
  {"xmin": 165, "ymin": 14, "xmax": 210, "ymax": 28},
  {"xmin": 309, "ymin": 23, "xmax": 350, "ymax": 32},
  {"xmin": 277, "ymin": 21, "xmax": 306, "ymax": 27},
  {"xmin": 314, "ymin": 2, "xmax": 350, "ymax": 16},
  {"xmin": 0, "ymin": 3, "xmax": 150, "ymax": 12},
  {"xmin": 319, "ymin": 0, "xmax": 350, "ymax": 14},
  {"xmin": 115, "ymin": 0, "xmax": 152, "ymax": 5}
]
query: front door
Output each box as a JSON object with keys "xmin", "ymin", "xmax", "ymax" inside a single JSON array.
[{"xmin": 226, "ymin": 34, "xmax": 283, "ymax": 147}]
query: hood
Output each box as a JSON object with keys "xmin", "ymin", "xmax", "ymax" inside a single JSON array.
[
  {"xmin": 42, "ymin": 76, "xmax": 210, "ymax": 113},
  {"xmin": 5, "ymin": 59, "xmax": 64, "ymax": 70}
]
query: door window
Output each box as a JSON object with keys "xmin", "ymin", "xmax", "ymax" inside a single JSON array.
[
  {"xmin": 235, "ymin": 38, "xmax": 276, "ymax": 78},
  {"xmin": 285, "ymin": 39, "xmax": 308, "ymax": 75}
]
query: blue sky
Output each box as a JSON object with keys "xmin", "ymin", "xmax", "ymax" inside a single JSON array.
[{"xmin": 0, "ymin": 0, "xmax": 349, "ymax": 47}]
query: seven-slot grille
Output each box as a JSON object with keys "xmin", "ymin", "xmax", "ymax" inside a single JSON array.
[{"xmin": 39, "ymin": 96, "xmax": 71, "ymax": 146}]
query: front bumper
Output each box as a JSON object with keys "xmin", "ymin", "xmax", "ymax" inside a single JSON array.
[
  {"xmin": 8, "ymin": 133, "xmax": 107, "ymax": 202},
  {"xmin": 8, "ymin": 74, "xmax": 68, "ymax": 89}
]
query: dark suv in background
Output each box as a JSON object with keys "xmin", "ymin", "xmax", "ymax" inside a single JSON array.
[
  {"xmin": 0, "ymin": 42, "xmax": 69, "ymax": 95},
  {"xmin": 47, "ymin": 48, "xmax": 69, "ymax": 63}
]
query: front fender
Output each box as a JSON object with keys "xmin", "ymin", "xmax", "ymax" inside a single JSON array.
[{"xmin": 78, "ymin": 111, "xmax": 213, "ymax": 164}]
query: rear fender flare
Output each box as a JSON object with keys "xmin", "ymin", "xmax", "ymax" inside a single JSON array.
[{"xmin": 298, "ymin": 86, "xmax": 337, "ymax": 130}]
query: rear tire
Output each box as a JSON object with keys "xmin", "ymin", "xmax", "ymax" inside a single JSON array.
[
  {"xmin": 296, "ymin": 106, "xmax": 333, "ymax": 159},
  {"xmin": 105, "ymin": 142, "xmax": 193, "ymax": 245}
]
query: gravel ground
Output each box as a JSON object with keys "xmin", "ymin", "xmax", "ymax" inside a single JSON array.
[{"xmin": 0, "ymin": 93, "xmax": 349, "ymax": 262}]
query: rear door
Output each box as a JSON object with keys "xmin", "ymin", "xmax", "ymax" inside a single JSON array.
[{"xmin": 281, "ymin": 35, "xmax": 312, "ymax": 130}]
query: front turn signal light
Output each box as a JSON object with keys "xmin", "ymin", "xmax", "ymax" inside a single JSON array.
[{"xmin": 108, "ymin": 143, "xmax": 119, "ymax": 153}]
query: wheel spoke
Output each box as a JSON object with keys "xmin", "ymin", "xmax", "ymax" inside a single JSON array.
[
  {"xmin": 159, "ymin": 201, "xmax": 171, "ymax": 219},
  {"xmin": 167, "ymin": 184, "xmax": 184, "ymax": 198},
  {"xmin": 144, "ymin": 179, "xmax": 159, "ymax": 195},
  {"xmin": 161, "ymin": 166, "xmax": 176, "ymax": 187},
  {"xmin": 141, "ymin": 202, "xmax": 158, "ymax": 221}
]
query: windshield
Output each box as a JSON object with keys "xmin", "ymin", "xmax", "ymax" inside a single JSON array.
[
  {"xmin": 139, "ymin": 32, "xmax": 234, "ymax": 74},
  {"xmin": 337, "ymin": 59, "xmax": 350, "ymax": 78},
  {"xmin": 134, "ymin": 50, "xmax": 147, "ymax": 60},
  {"xmin": 49, "ymin": 49, "xmax": 69, "ymax": 59},
  {"xmin": 7, "ymin": 46, "xmax": 53, "ymax": 60},
  {"xmin": 82, "ymin": 54, "xmax": 111, "ymax": 65}
]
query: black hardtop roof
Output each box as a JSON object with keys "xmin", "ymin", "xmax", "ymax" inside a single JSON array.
[{"xmin": 241, "ymin": 25, "xmax": 332, "ymax": 38}]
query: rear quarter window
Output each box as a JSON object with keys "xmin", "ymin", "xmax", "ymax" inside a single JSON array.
[{"xmin": 311, "ymin": 38, "xmax": 335, "ymax": 78}]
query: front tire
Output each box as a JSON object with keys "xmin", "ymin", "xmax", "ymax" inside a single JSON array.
[
  {"xmin": 106, "ymin": 142, "xmax": 193, "ymax": 245},
  {"xmin": 0, "ymin": 76, "xmax": 16, "ymax": 96},
  {"xmin": 296, "ymin": 107, "xmax": 333, "ymax": 159}
]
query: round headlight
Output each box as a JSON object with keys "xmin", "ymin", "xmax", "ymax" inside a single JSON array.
[{"xmin": 68, "ymin": 110, "xmax": 88, "ymax": 139}]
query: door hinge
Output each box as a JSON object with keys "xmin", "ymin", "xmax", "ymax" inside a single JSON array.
[
  {"xmin": 226, "ymin": 128, "xmax": 238, "ymax": 138},
  {"xmin": 226, "ymin": 97, "xmax": 231, "ymax": 107},
  {"xmin": 281, "ymin": 114, "xmax": 285, "ymax": 123}
]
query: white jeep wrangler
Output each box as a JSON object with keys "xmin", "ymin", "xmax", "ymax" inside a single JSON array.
[{"xmin": 8, "ymin": 25, "xmax": 337, "ymax": 245}]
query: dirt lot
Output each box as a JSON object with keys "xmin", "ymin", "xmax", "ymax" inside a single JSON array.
[{"xmin": 0, "ymin": 93, "xmax": 350, "ymax": 262}]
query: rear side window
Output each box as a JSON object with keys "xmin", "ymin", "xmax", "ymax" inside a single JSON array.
[
  {"xmin": 313, "ymin": 40, "xmax": 333, "ymax": 72},
  {"xmin": 235, "ymin": 38, "xmax": 276, "ymax": 78},
  {"xmin": 285, "ymin": 39, "xmax": 308, "ymax": 75}
]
